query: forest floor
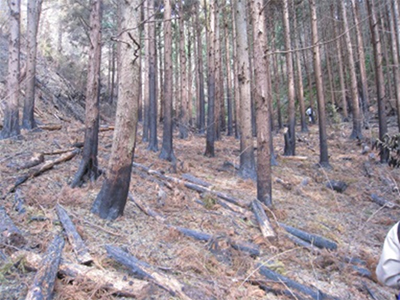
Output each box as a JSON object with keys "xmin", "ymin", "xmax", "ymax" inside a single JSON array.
[{"xmin": 1, "ymin": 97, "xmax": 400, "ymax": 300}]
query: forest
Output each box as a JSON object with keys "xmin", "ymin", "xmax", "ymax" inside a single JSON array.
[{"xmin": 1, "ymin": 0, "xmax": 400, "ymax": 299}]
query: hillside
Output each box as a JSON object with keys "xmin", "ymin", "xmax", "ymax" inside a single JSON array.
[{"xmin": 1, "ymin": 102, "xmax": 400, "ymax": 299}]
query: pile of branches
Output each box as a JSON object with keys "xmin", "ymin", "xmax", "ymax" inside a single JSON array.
[{"xmin": 373, "ymin": 133, "xmax": 400, "ymax": 167}]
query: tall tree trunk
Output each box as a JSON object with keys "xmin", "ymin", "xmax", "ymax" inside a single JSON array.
[
  {"xmin": 224, "ymin": 16, "xmax": 233, "ymax": 136},
  {"xmin": 142, "ymin": 1, "xmax": 149, "ymax": 142},
  {"xmin": 179, "ymin": 2, "xmax": 188, "ymax": 139},
  {"xmin": 71, "ymin": 0, "xmax": 102, "ymax": 188},
  {"xmin": 195, "ymin": 2, "xmax": 205, "ymax": 134},
  {"xmin": 366, "ymin": 0, "xmax": 389, "ymax": 163},
  {"xmin": 340, "ymin": 0, "xmax": 362, "ymax": 139},
  {"xmin": 109, "ymin": 44, "xmax": 116, "ymax": 104},
  {"xmin": 250, "ymin": 0, "xmax": 272, "ymax": 207},
  {"xmin": 283, "ymin": 0, "xmax": 296, "ymax": 156},
  {"xmin": 231, "ymin": 0, "xmax": 240, "ymax": 139},
  {"xmin": 187, "ymin": 22, "xmax": 193, "ymax": 127},
  {"xmin": 22, "ymin": 0, "xmax": 42, "ymax": 130},
  {"xmin": 159, "ymin": 0, "xmax": 175, "ymax": 162},
  {"xmin": 388, "ymin": 0, "xmax": 400, "ymax": 132},
  {"xmin": 91, "ymin": 0, "xmax": 140, "ymax": 220},
  {"xmin": 214, "ymin": 0, "xmax": 222, "ymax": 140},
  {"xmin": 293, "ymin": 4, "xmax": 307, "ymax": 133},
  {"xmin": 147, "ymin": 0, "xmax": 158, "ymax": 151},
  {"xmin": 205, "ymin": 1, "xmax": 216, "ymax": 157},
  {"xmin": 310, "ymin": 0, "xmax": 330, "ymax": 167},
  {"xmin": 272, "ymin": 45, "xmax": 282, "ymax": 130},
  {"xmin": 392, "ymin": 1, "xmax": 400, "ymax": 131},
  {"xmin": 235, "ymin": 0, "xmax": 256, "ymax": 179},
  {"xmin": 1, "ymin": 0, "xmax": 21, "ymax": 139},
  {"xmin": 352, "ymin": 0, "xmax": 370, "ymax": 121},
  {"xmin": 332, "ymin": 3, "xmax": 348, "ymax": 121}
]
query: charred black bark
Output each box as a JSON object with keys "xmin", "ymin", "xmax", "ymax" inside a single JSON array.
[{"xmin": 91, "ymin": 165, "xmax": 132, "ymax": 220}]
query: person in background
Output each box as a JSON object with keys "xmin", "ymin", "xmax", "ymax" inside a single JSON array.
[
  {"xmin": 376, "ymin": 221, "xmax": 400, "ymax": 299},
  {"xmin": 305, "ymin": 106, "xmax": 316, "ymax": 124}
]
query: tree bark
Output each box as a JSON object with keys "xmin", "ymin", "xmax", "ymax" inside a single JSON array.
[
  {"xmin": 22, "ymin": 0, "xmax": 42, "ymax": 130},
  {"xmin": 310, "ymin": 0, "xmax": 330, "ymax": 167},
  {"xmin": 91, "ymin": 0, "xmax": 140, "ymax": 220},
  {"xmin": 1, "ymin": 0, "xmax": 21, "ymax": 139},
  {"xmin": 147, "ymin": 0, "xmax": 158, "ymax": 151},
  {"xmin": 340, "ymin": 0, "xmax": 363, "ymax": 140},
  {"xmin": 25, "ymin": 234, "xmax": 65, "ymax": 300},
  {"xmin": 224, "ymin": 16, "xmax": 233, "ymax": 136},
  {"xmin": 204, "ymin": 1, "xmax": 216, "ymax": 157},
  {"xmin": 159, "ymin": 0, "xmax": 176, "ymax": 162},
  {"xmin": 230, "ymin": 0, "xmax": 240, "ymax": 139},
  {"xmin": 366, "ymin": 0, "xmax": 389, "ymax": 163},
  {"xmin": 179, "ymin": 2, "xmax": 188, "ymax": 139},
  {"xmin": 195, "ymin": 1, "xmax": 205, "ymax": 134},
  {"xmin": 250, "ymin": 0, "xmax": 272, "ymax": 206},
  {"xmin": 71, "ymin": 0, "xmax": 102, "ymax": 188},
  {"xmin": 293, "ymin": 4, "xmax": 307, "ymax": 133},
  {"xmin": 283, "ymin": 0, "xmax": 296, "ymax": 156},
  {"xmin": 235, "ymin": 0, "xmax": 256, "ymax": 179}
]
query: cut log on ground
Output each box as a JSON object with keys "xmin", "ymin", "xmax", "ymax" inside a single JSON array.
[
  {"xmin": 258, "ymin": 265, "xmax": 339, "ymax": 300},
  {"xmin": 181, "ymin": 173, "xmax": 211, "ymax": 187},
  {"xmin": 285, "ymin": 233, "xmax": 321, "ymax": 254},
  {"xmin": 106, "ymin": 245, "xmax": 194, "ymax": 300},
  {"xmin": 251, "ymin": 279, "xmax": 308, "ymax": 300},
  {"xmin": 37, "ymin": 124, "xmax": 62, "ymax": 131},
  {"xmin": 132, "ymin": 162, "xmax": 249, "ymax": 208},
  {"xmin": 251, "ymin": 199, "xmax": 276, "ymax": 239},
  {"xmin": 17, "ymin": 153, "xmax": 44, "ymax": 170},
  {"xmin": 7, "ymin": 149, "xmax": 79, "ymax": 194},
  {"xmin": 56, "ymin": 204, "xmax": 92, "ymax": 265},
  {"xmin": 0, "ymin": 206, "xmax": 25, "ymax": 247},
  {"xmin": 326, "ymin": 180, "xmax": 348, "ymax": 193},
  {"xmin": 279, "ymin": 223, "xmax": 337, "ymax": 250},
  {"xmin": 173, "ymin": 226, "xmax": 261, "ymax": 257},
  {"xmin": 25, "ymin": 233, "xmax": 65, "ymax": 300},
  {"xmin": 12, "ymin": 250, "xmax": 151, "ymax": 298},
  {"xmin": 370, "ymin": 194, "xmax": 396, "ymax": 208}
]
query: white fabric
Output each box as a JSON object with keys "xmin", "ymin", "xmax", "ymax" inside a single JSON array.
[{"xmin": 376, "ymin": 222, "xmax": 400, "ymax": 288}]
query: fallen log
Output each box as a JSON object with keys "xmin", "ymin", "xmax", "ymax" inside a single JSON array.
[
  {"xmin": 7, "ymin": 149, "xmax": 79, "ymax": 194},
  {"xmin": 370, "ymin": 194, "xmax": 396, "ymax": 208},
  {"xmin": 279, "ymin": 223, "xmax": 337, "ymax": 250},
  {"xmin": 173, "ymin": 226, "xmax": 261, "ymax": 257},
  {"xmin": 56, "ymin": 204, "xmax": 92, "ymax": 265},
  {"xmin": 129, "ymin": 193, "xmax": 166, "ymax": 223},
  {"xmin": 37, "ymin": 124, "xmax": 62, "ymax": 131},
  {"xmin": 251, "ymin": 279, "xmax": 308, "ymax": 300},
  {"xmin": 17, "ymin": 153, "xmax": 44, "ymax": 170},
  {"xmin": 132, "ymin": 162, "xmax": 249, "ymax": 208},
  {"xmin": 25, "ymin": 233, "xmax": 65, "ymax": 300},
  {"xmin": 285, "ymin": 234, "xmax": 320, "ymax": 254},
  {"xmin": 181, "ymin": 173, "xmax": 211, "ymax": 187},
  {"xmin": 12, "ymin": 250, "xmax": 151, "ymax": 298},
  {"xmin": 258, "ymin": 265, "xmax": 339, "ymax": 300},
  {"xmin": 0, "ymin": 206, "xmax": 25, "ymax": 247},
  {"xmin": 251, "ymin": 199, "xmax": 276, "ymax": 239},
  {"xmin": 106, "ymin": 245, "xmax": 194, "ymax": 300}
]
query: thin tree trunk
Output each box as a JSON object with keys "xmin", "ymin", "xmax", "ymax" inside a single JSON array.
[
  {"xmin": 1, "ymin": 0, "xmax": 21, "ymax": 139},
  {"xmin": 91, "ymin": 0, "xmax": 140, "ymax": 220},
  {"xmin": 214, "ymin": 0, "xmax": 222, "ymax": 140},
  {"xmin": 159, "ymin": 0, "xmax": 176, "ymax": 162},
  {"xmin": 293, "ymin": 5, "xmax": 307, "ymax": 133},
  {"xmin": 187, "ymin": 23, "xmax": 193, "ymax": 127},
  {"xmin": 333, "ymin": 3, "xmax": 348, "ymax": 121},
  {"xmin": 71, "ymin": 0, "xmax": 102, "ymax": 188},
  {"xmin": 142, "ymin": 1, "xmax": 149, "ymax": 141},
  {"xmin": 22, "ymin": 0, "xmax": 42, "ymax": 130},
  {"xmin": 340, "ymin": 0, "xmax": 362, "ymax": 139},
  {"xmin": 205, "ymin": 1, "xmax": 216, "ymax": 157},
  {"xmin": 224, "ymin": 17, "xmax": 233, "ymax": 136},
  {"xmin": 366, "ymin": 0, "xmax": 389, "ymax": 163},
  {"xmin": 310, "ymin": 0, "xmax": 330, "ymax": 167},
  {"xmin": 179, "ymin": 2, "xmax": 188, "ymax": 139},
  {"xmin": 231, "ymin": 0, "xmax": 240, "ymax": 139},
  {"xmin": 195, "ymin": 2, "xmax": 205, "ymax": 134},
  {"xmin": 283, "ymin": 0, "xmax": 296, "ymax": 156},
  {"xmin": 148, "ymin": 0, "xmax": 158, "ymax": 151},
  {"xmin": 235, "ymin": 0, "xmax": 256, "ymax": 179},
  {"xmin": 352, "ymin": 0, "xmax": 370, "ymax": 121},
  {"xmin": 250, "ymin": 0, "xmax": 272, "ymax": 207}
]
